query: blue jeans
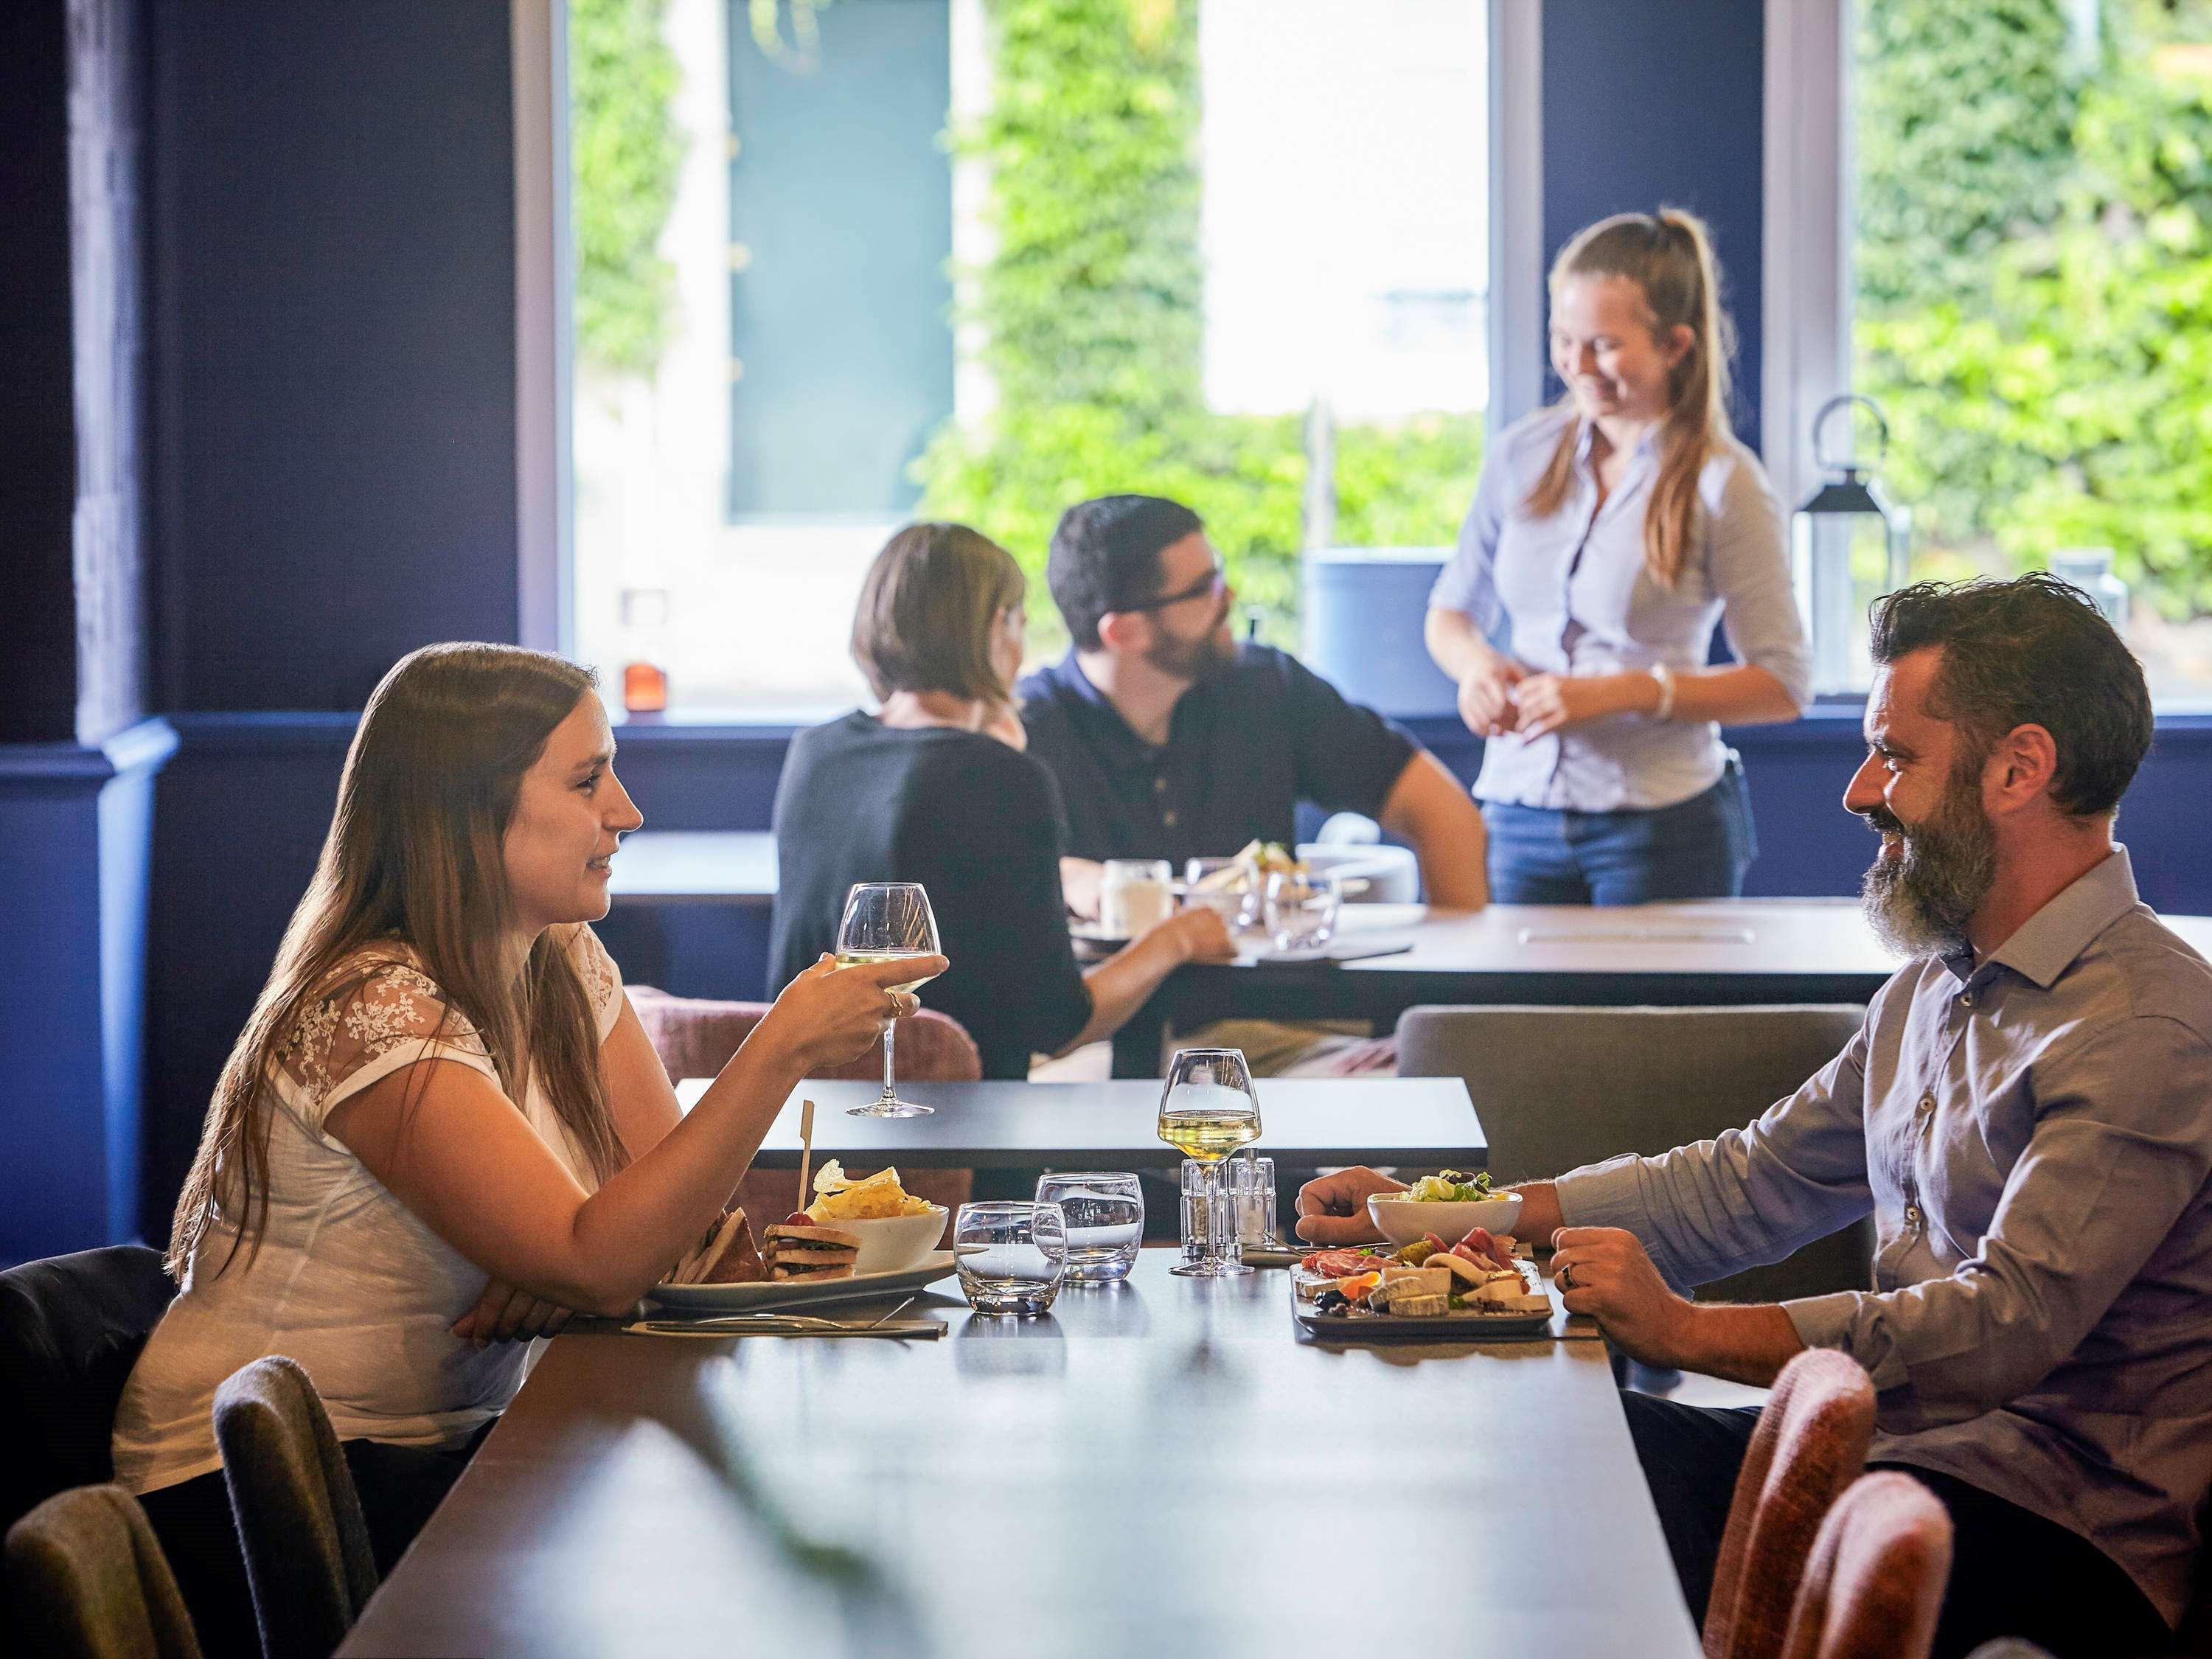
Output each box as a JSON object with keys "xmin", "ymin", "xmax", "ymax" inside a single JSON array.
[{"xmin": 1481, "ymin": 754, "xmax": 1757, "ymax": 905}]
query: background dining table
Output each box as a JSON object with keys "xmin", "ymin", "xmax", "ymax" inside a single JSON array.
[
  {"xmin": 1110, "ymin": 897, "xmax": 2212, "ymax": 1076},
  {"xmin": 335, "ymin": 1251, "xmax": 1702, "ymax": 1658}
]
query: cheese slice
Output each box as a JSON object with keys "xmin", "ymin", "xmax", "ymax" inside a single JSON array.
[{"xmin": 1388, "ymin": 1293, "xmax": 1449, "ymax": 1317}]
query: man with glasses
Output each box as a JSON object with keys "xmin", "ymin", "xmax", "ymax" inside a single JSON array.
[{"xmin": 1018, "ymin": 493, "xmax": 1487, "ymax": 939}]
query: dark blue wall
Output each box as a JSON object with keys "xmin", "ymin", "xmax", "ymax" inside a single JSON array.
[
  {"xmin": 148, "ymin": 1, "xmax": 521, "ymax": 713},
  {"xmin": 1541, "ymin": 0, "xmax": 1766, "ymax": 445}
]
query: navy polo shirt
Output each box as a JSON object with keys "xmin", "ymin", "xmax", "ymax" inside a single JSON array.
[{"xmin": 1015, "ymin": 644, "xmax": 1421, "ymax": 866}]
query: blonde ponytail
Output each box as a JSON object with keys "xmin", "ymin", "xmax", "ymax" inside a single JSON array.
[{"xmin": 1523, "ymin": 206, "xmax": 1736, "ymax": 588}]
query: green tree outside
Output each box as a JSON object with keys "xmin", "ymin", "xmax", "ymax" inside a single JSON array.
[{"xmin": 1857, "ymin": 0, "xmax": 2212, "ymax": 624}]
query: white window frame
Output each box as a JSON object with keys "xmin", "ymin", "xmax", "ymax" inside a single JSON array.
[
  {"xmin": 1760, "ymin": 0, "xmax": 1851, "ymax": 533},
  {"xmin": 1489, "ymin": 0, "xmax": 1545, "ymax": 431},
  {"xmin": 514, "ymin": 0, "xmax": 574, "ymax": 656}
]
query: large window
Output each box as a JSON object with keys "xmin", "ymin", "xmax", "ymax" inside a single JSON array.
[
  {"xmin": 1844, "ymin": 0, "xmax": 2212, "ymax": 705},
  {"xmin": 566, "ymin": 0, "xmax": 1490, "ymax": 717}
]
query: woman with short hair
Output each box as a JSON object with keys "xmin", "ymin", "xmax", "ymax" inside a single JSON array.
[
  {"xmin": 1426, "ymin": 209, "xmax": 1811, "ymax": 903},
  {"xmin": 769, "ymin": 522, "xmax": 1234, "ymax": 1080},
  {"xmin": 116, "ymin": 642, "xmax": 936, "ymax": 1650}
]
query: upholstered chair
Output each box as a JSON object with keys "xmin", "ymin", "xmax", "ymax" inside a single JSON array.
[
  {"xmin": 1778, "ymin": 1471, "xmax": 1954, "ymax": 1659},
  {"xmin": 4, "ymin": 1484, "xmax": 204, "ymax": 1659},
  {"xmin": 1704, "ymin": 1349, "xmax": 1879, "ymax": 1659},
  {"xmin": 212, "ymin": 1357, "xmax": 378, "ymax": 1659}
]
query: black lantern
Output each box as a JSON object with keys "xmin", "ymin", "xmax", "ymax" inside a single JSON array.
[{"xmin": 1795, "ymin": 395, "xmax": 1913, "ymax": 694}]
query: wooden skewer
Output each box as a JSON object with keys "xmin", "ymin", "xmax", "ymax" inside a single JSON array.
[{"xmin": 796, "ymin": 1097, "xmax": 816, "ymax": 1217}]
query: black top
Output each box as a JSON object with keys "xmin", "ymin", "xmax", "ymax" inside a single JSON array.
[
  {"xmin": 1015, "ymin": 644, "xmax": 1421, "ymax": 866},
  {"xmin": 768, "ymin": 712, "xmax": 1093, "ymax": 1080}
]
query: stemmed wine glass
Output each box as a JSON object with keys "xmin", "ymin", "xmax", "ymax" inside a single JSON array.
[
  {"xmin": 835, "ymin": 882, "xmax": 942, "ymax": 1118},
  {"xmin": 1156, "ymin": 1048, "xmax": 1260, "ymax": 1277}
]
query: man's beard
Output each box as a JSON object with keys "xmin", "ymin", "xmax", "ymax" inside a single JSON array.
[
  {"xmin": 1858, "ymin": 764, "xmax": 1998, "ymax": 959},
  {"xmin": 1144, "ymin": 615, "xmax": 1236, "ymax": 683}
]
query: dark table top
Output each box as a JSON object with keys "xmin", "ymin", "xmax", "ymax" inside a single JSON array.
[
  {"xmin": 671, "ymin": 1077, "xmax": 1486, "ymax": 1171},
  {"xmin": 337, "ymin": 1252, "xmax": 1699, "ymax": 1659}
]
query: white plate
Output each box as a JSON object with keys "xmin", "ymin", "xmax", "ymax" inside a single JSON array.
[{"xmin": 650, "ymin": 1251, "xmax": 958, "ymax": 1313}]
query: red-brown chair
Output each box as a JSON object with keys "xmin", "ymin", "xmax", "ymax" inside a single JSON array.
[
  {"xmin": 1778, "ymin": 1472, "xmax": 1953, "ymax": 1659},
  {"xmin": 626, "ymin": 986, "xmax": 981, "ymax": 1220},
  {"xmin": 1705, "ymin": 1349, "xmax": 1879, "ymax": 1659}
]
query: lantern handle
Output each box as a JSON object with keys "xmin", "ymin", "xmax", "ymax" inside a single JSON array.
[{"xmin": 1812, "ymin": 394, "xmax": 1889, "ymax": 476}]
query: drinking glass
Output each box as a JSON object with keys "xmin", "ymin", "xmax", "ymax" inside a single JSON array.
[
  {"xmin": 834, "ymin": 882, "xmax": 942, "ymax": 1117},
  {"xmin": 1157, "ymin": 1048, "xmax": 1260, "ymax": 1278},
  {"xmin": 1183, "ymin": 856, "xmax": 1259, "ymax": 928},
  {"xmin": 1034, "ymin": 1172, "xmax": 1144, "ymax": 1283},
  {"xmin": 1265, "ymin": 869, "xmax": 1340, "ymax": 952},
  {"xmin": 954, "ymin": 1201, "xmax": 1068, "ymax": 1315},
  {"xmin": 1101, "ymin": 858, "xmax": 1174, "ymax": 936}
]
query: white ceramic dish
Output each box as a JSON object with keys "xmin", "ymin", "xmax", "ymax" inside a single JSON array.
[
  {"xmin": 824, "ymin": 1206, "xmax": 949, "ymax": 1276},
  {"xmin": 650, "ymin": 1251, "xmax": 957, "ymax": 1314},
  {"xmin": 1366, "ymin": 1191, "xmax": 1523, "ymax": 1248}
]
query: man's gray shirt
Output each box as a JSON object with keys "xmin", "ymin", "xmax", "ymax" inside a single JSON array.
[{"xmin": 1557, "ymin": 848, "xmax": 2212, "ymax": 1626}]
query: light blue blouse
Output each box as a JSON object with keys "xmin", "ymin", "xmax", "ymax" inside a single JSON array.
[{"xmin": 1430, "ymin": 405, "xmax": 1811, "ymax": 812}]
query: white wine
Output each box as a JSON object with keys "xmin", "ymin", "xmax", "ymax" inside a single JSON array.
[
  {"xmin": 1157, "ymin": 1107, "xmax": 1260, "ymax": 1163},
  {"xmin": 833, "ymin": 949, "xmax": 939, "ymax": 994}
]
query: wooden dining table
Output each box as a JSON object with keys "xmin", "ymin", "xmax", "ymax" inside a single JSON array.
[{"xmin": 336, "ymin": 1252, "xmax": 1702, "ymax": 1658}]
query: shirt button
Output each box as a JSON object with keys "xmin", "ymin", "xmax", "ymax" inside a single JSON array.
[
  {"xmin": 1917, "ymin": 1093, "xmax": 1935, "ymax": 1117},
  {"xmin": 1163, "ymin": 810, "xmax": 1178, "ymax": 827},
  {"xmin": 1904, "ymin": 1204, "xmax": 1923, "ymax": 1230},
  {"xmin": 1960, "ymin": 991, "xmax": 1976, "ymax": 1009},
  {"xmin": 1154, "ymin": 776, "xmax": 1167, "ymax": 793}
]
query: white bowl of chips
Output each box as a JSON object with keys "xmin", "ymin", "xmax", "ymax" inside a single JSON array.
[{"xmin": 802, "ymin": 1163, "xmax": 949, "ymax": 1275}]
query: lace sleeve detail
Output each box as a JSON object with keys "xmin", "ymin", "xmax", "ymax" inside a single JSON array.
[
  {"xmin": 564, "ymin": 923, "xmax": 625, "ymax": 1043},
  {"xmin": 273, "ymin": 959, "xmax": 498, "ymax": 1130}
]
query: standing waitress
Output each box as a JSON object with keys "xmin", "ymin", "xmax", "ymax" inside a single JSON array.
[{"xmin": 1425, "ymin": 209, "xmax": 1809, "ymax": 903}]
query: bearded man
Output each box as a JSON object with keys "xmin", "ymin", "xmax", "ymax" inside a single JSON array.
[
  {"xmin": 1296, "ymin": 577, "xmax": 2208, "ymax": 1659},
  {"xmin": 1016, "ymin": 494, "xmax": 1488, "ymax": 923}
]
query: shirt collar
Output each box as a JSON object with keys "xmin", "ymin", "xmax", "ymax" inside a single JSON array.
[
  {"xmin": 1043, "ymin": 650, "xmax": 1157, "ymax": 770},
  {"xmin": 1569, "ymin": 417, "xmax": 1665, "ymax": 472},
  {"xmin": 1977, "ymin": 845, "xmax": 2142, "ymax": 990}
]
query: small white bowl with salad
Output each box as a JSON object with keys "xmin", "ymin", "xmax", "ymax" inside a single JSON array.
[{"xmin": 1366, "ymin": 1170, "xmax": 1522, "ymax": 1248}]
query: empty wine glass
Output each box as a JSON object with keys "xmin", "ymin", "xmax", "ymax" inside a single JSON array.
[
  {"xmin": 1156, "ymin": 1048, "xmax": 1260, "ymax": 1278},
  {"xmin": 834, "ymin": 882, "xmax": 941, "ymax": 1118}
]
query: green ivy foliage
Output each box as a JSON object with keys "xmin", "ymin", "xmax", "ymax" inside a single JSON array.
[
  {"xmin": 913, "ymin": 0, "xmax": 1481, "ymax": 646},
  {"xmin": 1857, "ymin": 0, "xmax": 2212, "ymax": 616},
  {"xmin": 570, "ymin": 0, "xmax": 685, "ymax": 375}
]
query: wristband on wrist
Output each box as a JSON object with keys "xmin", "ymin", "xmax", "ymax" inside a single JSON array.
[{"xmin": 1646, "ymin": 662, "xmax": 1677, "ymax": 721}]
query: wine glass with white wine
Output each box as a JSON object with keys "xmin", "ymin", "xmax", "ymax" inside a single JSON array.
[
  {"xmin": 1157, "ymin": 1048, "xmax": 1260, "ymax": 1277},
  {"xmin": 835, "ymin": 882, "xmax": 942, "ymax": 1118}
]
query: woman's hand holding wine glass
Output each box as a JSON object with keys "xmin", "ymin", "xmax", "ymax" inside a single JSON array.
[{"xmin": 757, "ymin": 947, "xmax": 950, "ymax": 1075}]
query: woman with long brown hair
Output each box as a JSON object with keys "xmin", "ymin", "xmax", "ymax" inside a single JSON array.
[
  {"xmin": 114, "ymin": 643, "xmax": 940, "ymax": 1650},
  {"xmin": 1425, "ymin": 209, "xmax": 1811, "ymax": 902}
]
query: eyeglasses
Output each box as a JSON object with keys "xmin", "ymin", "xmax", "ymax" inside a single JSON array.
[{"xmin": 1123, "ymin": 564, "xmax": 1228, "ymax": 614}]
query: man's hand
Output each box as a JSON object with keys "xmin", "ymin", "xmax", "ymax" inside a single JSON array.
[
  {"xmin": 451, "ymin": 1279, "xmax": 576, "ymax": 1348},
  {"xmin": 1294, "ymin": 1166, "xmax": 1406, "ymax": 1245},
  {"xmin": 1549, "ymin": 1226, "xmax": 1697, "ymax": 1366}
]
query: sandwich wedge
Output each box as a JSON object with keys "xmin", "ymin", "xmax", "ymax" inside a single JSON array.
[{"xmin": 762, "ymin": 1215, "xmax": 862, "ymax": 1281}]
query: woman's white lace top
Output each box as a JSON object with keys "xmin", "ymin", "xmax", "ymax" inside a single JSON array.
[{"xmin": 112, "ymin": 925, "xmax": 624, "ymax": 1494}]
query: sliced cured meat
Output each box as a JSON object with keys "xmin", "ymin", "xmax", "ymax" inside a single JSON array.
[{"xmin": 1301, "ymin": 1249, "xmax": 1380, "ymax": 1279}]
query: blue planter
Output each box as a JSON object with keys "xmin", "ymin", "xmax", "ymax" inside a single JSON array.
[{"xmin": 1301, "ymin": 548, "xmax": 1461, "ymax": 720}]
